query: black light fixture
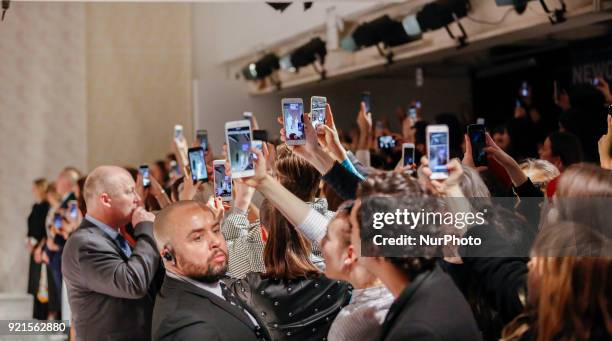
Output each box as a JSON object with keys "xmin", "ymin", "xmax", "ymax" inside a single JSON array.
[
  {"xmin": 495, "ymin": 0, "xmax": 530, "ymax": 14},
  {"xmin": 279, "ymin": 37, "xmax": 327, "ymax": 79},
  {"xmin": 340, "ymin": 15, "xmax": 421, "ymax": 64},
  {"xmin": 241, "ymin": 53, "xmax": 280, "ymax": 81},
  {"xmin": 415, "ymin": 0, "xmax": 471, "ymax": 47},
  {"xmin": 267, "ymin": 2, "xmax": 313, "ymax": 12},
  {"xmin": 495, "ymin": 0, "xmax": 566, "ymax": 24},
  {"xmin": 2, "ymin": 0, "xmax": 10, "ymax": 21}
]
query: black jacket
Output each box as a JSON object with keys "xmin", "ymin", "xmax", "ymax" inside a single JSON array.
[
  {"xmin": 152, "ymin": 275, "xmax": 269, "ymax": 341},
  {"xmin": 321, "ymin": 161, "xmax": 364, "ymax": 200},
  {"xmin": 376, "ymin": 265, "xmax": 481, "ymax": 341},
  {"xmin": 228, "ymin": 272, "xmax": 352, "ymax": 341}
]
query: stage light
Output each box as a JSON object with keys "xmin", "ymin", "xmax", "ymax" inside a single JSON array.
[
  {"xmin": 413, "ymin": 0, "xmax": 471, "ymax": 47},
  {"xmin": 241, "ymin": 53, "xmax": 280, "ymax": 81},
  {"xmin": 340, "ymin": 15, "xmax": 419, "ymax": 53},
  {"xmin": 495, "ymin": 0, "xmax": 530, "ymax": 14},
  {"xmin": 280, "ymin": 37, "xmax": 327, "ymax": 75},
  {"xmin": 266, "ymin": 2, "xmax": 313, "ymax": 12},
  {"xmin": 2, "ymin": 0, "xmax": 10, "ymax": 21}
]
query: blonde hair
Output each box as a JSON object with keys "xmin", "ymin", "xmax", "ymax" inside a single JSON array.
[{"xmin": 519, "ymin": 159, "xmax": 560, "ymax": 187}]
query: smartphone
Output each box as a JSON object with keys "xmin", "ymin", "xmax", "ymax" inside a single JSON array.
[
  {"xmin": 251, "ymin": 140, "xmax": 263, "ymax": 160},
  {"xmin": 402, "ymin": 143, "xmax": 415, "ymax": 167},
  {"xmin": 593, "ymin": 78, "xmax": 600, "ymax": 86},
  {"xmin": 476, "ymin": 118, "xmax": 485, "ymax": 125},
  {"xmin": 520, "ymin": 81, "xmax": 529, "ymax": 97},
  {"xmin": 310, "ymin": 96, "xmax": 327, "ymax": 128},
  {"xmin": 54, "ymin": 213, "xmax": 62, "ymax": 230},
  {"xmin": 139, "ymin": 165, "xmax": 150, "ymax": 188},
  {"xmin": 515, "ymin": 99, "xmax": 522, "ymax": 108},
  {"xmin": 408, "ymin": 106, "xmax": 417, "ymax": 121},
  {"xmin": 253, "ymin": 129, "xmax": 268, "ymax": 142},
  {"xmin": 213, "ymin": 160, "xmax": 232, "ymax": 202},
  {"xmin": 361, "ymin": 91, "xmax": 371, "ymax": 113},
  {"xmin": 196, "ymin": 129, "xmax": 208, "ymax": 151},
  {"xmin": 174, "ymin": 124, "xmax": 184, "ymax": 140},
  {"xmin": 426, "ymin": 124, "xmax": 449, "ymax": 180},
  {"xmin": 378, "ymin": 135, "xmax": 396, "ymax": 153},
  {"xmin": 282, "ymin": 98, "xmax": 306, "ymax": 145},
  {"xmin": 170, "ymin": 160, "xmax": 181, "ymax": 177},
  {"xmin": 68, "ymin": 200, "xmax": 79, "ymax": 220},
  {"xmin": 225, "ymin": 120, "xmax": 255, "ymax": 178},
  {"xmin": 188, "ymin": 147, "xmax": 208, "ymax": 182},
  {"xmin": 243, "ymin": 112, "xmax": 253, "ymax": 120},
  {"xmin": 468, "ymin": 124, "xmax": 487, "ymax": 167}
]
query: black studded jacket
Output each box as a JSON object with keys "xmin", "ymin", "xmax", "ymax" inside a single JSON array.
[{"xmin": 228, "ymin": 273, "xmax": 352, "ymax": 341}]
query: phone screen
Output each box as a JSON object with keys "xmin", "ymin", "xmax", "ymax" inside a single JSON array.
[
  {"xmin": 311, "ymin": 97, "xmax": 326, "ymax": 127},
  {"xmin": 403, "ymin": 146, "xmax": 415, "ymax": 166},
  {"xmin": 251, "ymin": 140, "xmax": 263, "ymax": 159},
  {"xmin": 139, "ymin": 165, "xmax": 150, "ymax": 188},
  {"xmin": 253, "ymin": 130, "xmax": 268, "ymax": 142},
  {"xmin": 520, "ymin": 82, "xmax": 529, "ymax": 97},
  {"xmin": 214, "ymin": 163, "xmax": 232, "ymax": 199},
  {"xmin": 361, "ymin": 92, "xmax": 371, "ymax": 113},
  {"xmin": 283, "ymin": 102, "xmax": 305, "ymax": 142},
  {"xmin": 174, "ymin": 125, "xmax": 183, "ymax": 140},
  {"xmin": 188, "ymin": 148, "xmax": 208, "ymax": 182},
  {"xmin": 54, "ymin": 213, "xmax": 62, "ymax": 229},
  {"xmin": 428, "ymin": 131, "xmax": 449, "ymax": 173},
  {"xmin": 408, "ymin": 107, "xmax": 417, "ymax": 121},
  {"xmin": 468, "ymin": 125, "xmax": 487, "ymax": 167},
  {"xmin": 197, "ymin": 130, "xmax": 208, "ymax": 151},
  {"xmin": 69, "ymin": 201, "xmax": 78, "ymax": 219},
  {"xmin": 227, "ymin": 125, "xmax": 254, "ymax": 175},
  {"xmin": 378, "ymin": 135, "xmax": 396, "ymax": 151}
]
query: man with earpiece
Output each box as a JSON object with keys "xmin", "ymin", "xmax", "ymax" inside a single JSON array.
[
  {"xmin": 62, "ymin": 166, "xmax": 163, "ymax": 341},
  {"xmin": 151, "ymin": 200, "xmax": 270, "ymax": 341}
]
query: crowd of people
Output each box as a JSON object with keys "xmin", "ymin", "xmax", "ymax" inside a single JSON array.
[{"xmin": 25, "ymin": 77, "xmax": 612, "ymax": 341}]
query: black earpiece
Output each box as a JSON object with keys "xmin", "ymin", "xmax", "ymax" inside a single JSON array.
[{"xmin": 163, "ymin": 249, "xmax": 174, "ymax": 262}]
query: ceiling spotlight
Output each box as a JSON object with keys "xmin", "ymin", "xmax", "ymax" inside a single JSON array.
[
  {"xmin": 241, "ymin": 53, "xmax": 280, "ymax": 81},
  {"xmin": 413, "ymin": 0, "xmax": 471, "ymax": 47},
  {"xmin": 267, "ymin": 2, "xmax": 292, "ymax": 12},
  {"xmin": 340, "ymin": 15, "xmax": 421, "ymax": 63},
  {"xmin": 280, "ymin": 37, "xmax": 327, "ymax": 78},
  {"xmin": 495, "ymin": 0, "xmax": 530, "ymax": 14},
  {"xmin": 2, "ymin": 0, "xmax": 10, "ymax": 21}
]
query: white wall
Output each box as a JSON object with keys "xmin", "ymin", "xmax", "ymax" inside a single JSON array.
[{"xmin": 0, "ymin": 2, "xmax": 87, "ymax": 293}]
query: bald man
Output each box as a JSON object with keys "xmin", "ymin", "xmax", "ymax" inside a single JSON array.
[
  {"xmin": 151, "ymin": 201, "xmax": 269, "ymax": 341},
  {"xmin": 62, "ymin": 166, "xmax": 163, "ymax": 341}
]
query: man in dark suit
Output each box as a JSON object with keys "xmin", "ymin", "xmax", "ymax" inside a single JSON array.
[
  {"xmin": 62, "ymin": 166, "xmax": 162, "ymax": 341},
  {"xmin": 151, "ymin": 200, "xmax": 269, "ymax": 341}
]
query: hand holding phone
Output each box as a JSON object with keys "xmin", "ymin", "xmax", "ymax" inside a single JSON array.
[
  {"xmin": 174, "ymin": 125, "xmax": 184, "ymax": 141},
  {"xmin": 225, "ymin": 120, "xmax": 255, "ymax": 178},
  {"xmin": 213, "ymin": 160, "xmax": 232, "ymax": 201},
  {"xmin": 188, "ymin": 147, "xmax": 208, "ymax": 182},
  {"xmin": 310, "ymin": 96, "xmax": 327, "ymax": 128},
  {"xmin": 361, "ymin": 91, "xmax": 371, "ymax": 113},
  {"xmin": 139, "ymin": 165, "xmax": 151, "ymax": 188},
  {"xmin": 282, "ymin": 98, "xmax": 306, "ymax": 145},
  {"xmin": 402, "ymin": 143, "xmax": 415, "ymax": 167},
  {"xmin": 467, "ymin": 124, "xmax": 487, "ymax": 167},
  {"xmin": 426, "ymin": 124, "xmax": 449, "ymax": 180},
  {"xmin": 196, "ymin": 130, "xmax": 208, "ymax": 151}
]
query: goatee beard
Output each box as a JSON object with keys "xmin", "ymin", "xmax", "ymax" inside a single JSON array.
[{"xmin": 190, "ymin": 263, "xmax": 228, "ymax": 284}]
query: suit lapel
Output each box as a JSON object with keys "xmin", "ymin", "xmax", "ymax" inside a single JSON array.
[
  {"xmin": 81, "ymin": 220, "xmax": 128, "ymax": 261},
  {"xmin": 166, "ymin": 276, "xmax": 257, "ymax": 330}
]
